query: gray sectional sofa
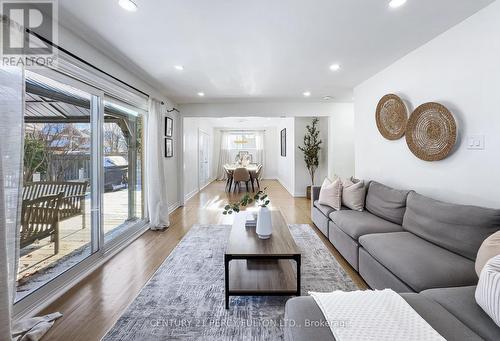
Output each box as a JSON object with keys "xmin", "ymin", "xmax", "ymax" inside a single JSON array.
[{"xmin": 285, "ymin": 181, "xmax": 500, "ymax": 341}]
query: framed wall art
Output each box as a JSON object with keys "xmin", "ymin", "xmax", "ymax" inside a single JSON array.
[
  {"xmin": 280, "ymin": 128, "xmax": 286, "ymax": 157},
  {"xmin": 165, "ymin": 138, "xmax": 173, "ymax": 158},
  {"xmin": 165, "ymin": 116, "xmax": 173, "ymax": 137}
]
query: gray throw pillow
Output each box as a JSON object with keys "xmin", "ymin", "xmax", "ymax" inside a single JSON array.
[{"xmin": 342, "ymin": 178, "xmax": 366, "ymax": 211}]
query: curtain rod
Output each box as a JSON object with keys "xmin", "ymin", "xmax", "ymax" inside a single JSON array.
[
  {"xmin": 164, "ymin": 104, "xmax": 180, "ymax": 113},
  {"xmin": 27, "ymin": 29, "xmax": 149, "ymax": 97},
  {"xmin": 27, "ymin": 29, "xmax": 181, "ymax": 113}
]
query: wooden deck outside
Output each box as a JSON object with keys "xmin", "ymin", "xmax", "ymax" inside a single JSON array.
[{"xmin": 17, "ymin": 189, "xmax": 141, "ymax": 283}]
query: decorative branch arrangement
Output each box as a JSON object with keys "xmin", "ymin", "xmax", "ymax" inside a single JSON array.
[
  {"xmin": 298, "ymin": 118, "xmax": 322, "ymax": 186},
  {"xmin": 223, "ymin": 188, "xmax": 270, "ymax": 215}
]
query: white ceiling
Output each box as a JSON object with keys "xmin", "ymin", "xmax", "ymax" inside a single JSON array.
[{"xmin": 59, "ymin": 0, "xmax": 494, "ymax": 104}]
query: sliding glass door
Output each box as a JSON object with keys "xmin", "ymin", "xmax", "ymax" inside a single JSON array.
[
  {"xmin": 17, "ymin": 67, "xmax": 147, "ymax": 303},
  {"xmin": 102, "ymin": 97, "xmax": 145, "ymax": 244},
  {"xmin": 19, "ymin": 69, "xmax": 102, "ymax": 301}
]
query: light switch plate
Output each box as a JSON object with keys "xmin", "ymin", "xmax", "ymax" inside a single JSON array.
[{"xmin": 467, "ymin": 135, "xmax": 485, "ymax": 150}]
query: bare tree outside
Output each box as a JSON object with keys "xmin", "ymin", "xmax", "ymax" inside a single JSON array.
[
  {"xmin": 23, "ymin": 123, "xmax": 90, "ymax": 183},
  {"xmin": 104, "ymin": 123, "xmax": 128, "ymax": 154}
]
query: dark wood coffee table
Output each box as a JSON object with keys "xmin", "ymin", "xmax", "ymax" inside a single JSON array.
[{"xmin": 224, "ymin": 210, "xmax": 301, "ymax": 309}]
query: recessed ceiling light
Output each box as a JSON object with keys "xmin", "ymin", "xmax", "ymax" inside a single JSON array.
[
  {"xmin": 303, "ymin": 91, "xmax": 311, "ymax": 97},
  {"xmin": 118, "ymin": 0, "xmax": 138, "ymax": 12},
  {"xmin": 197, "ymin": 92, "xmax": 205, "ymax": 97},
  {"xmin": 329, "ymin": 64, "xmax": 341, "ymax": 71},
  {"xmin": 389, "ymin": 0, "xmax": 407, "ymax": 9},
  {"xmin": 174, "ymin": 65, "xmax": 184, "ymax": 71}
]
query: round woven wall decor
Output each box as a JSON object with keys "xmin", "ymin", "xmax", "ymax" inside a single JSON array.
[
  {"xmin": 375, "ymin": 94, "xmax": 408, "ymax": 140},
  {"xmin": 406, "ymin": 102, "xmax": 457, "ymax": 161}
]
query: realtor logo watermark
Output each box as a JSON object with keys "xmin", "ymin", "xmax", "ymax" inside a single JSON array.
[{"xmin": 1, "ymin": 0, "xmax": 58, "ymax": 66}]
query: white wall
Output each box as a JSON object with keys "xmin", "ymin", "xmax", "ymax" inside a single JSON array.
[
  {"xmin": 328, "ymin": 106, "xmax": 355, "ymax": 179},
  {"xmin": 179, "ymin": 101, "xmax": 354, "ymax": 118},
  {"xmin": 294, "ymin": 117, "xmax": 329, "ymax": 197},
  {"xmin": 163, "ymin": 111, "xmax": 181, "ymax": 211},
  {"xmin": 276, "ymin": 118, "xmax": 295, "ymax": 195},
  {"xmin": 183, "ymin": 117, "xmax": 215, "ymax": 200},
  {"xmin": 354, "ymin": 1, "xmax": 500, "ymax": 208},
  {"xmin": 264, "ymin": 127, "xmax": 279, "ymax": 179}
]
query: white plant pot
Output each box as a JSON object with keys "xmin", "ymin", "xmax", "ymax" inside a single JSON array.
[{"xmin": 256, "ymin": 207, "xmax": 272, "ymax": 239}]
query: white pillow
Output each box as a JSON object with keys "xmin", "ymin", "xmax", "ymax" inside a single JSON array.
[
  {"xmin": 342, "ymin": 178, "xmax": 366, "ymax": 212},
  {"xmin": 318, "ymin": 177, "xmax": 342, "ymax": 211},
  {"xmin": 475, "ymin": 254, "xmax": 500, "ymax": 327}
]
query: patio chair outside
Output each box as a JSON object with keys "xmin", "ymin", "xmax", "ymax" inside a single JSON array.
[
  {"xmin": 20, "ymin": 193, "xmax": 63, "ymax": 254},
  {"xmin": 23, "ymin": 181, "xmax": 88, "ymax": 229}
]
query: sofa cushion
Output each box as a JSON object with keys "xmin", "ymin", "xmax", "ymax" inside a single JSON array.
[
  {"xmin": 329, "ymin": 222, "xmax": 360, "ymax": 270},
  {"xmin": 365, "ymin": 181, "xmax": 410, "ymax": 224},
  {"xmin": 312, "ymin": 205, "xmax": 329, "ymax": 238},
  {"xmin": 403, "ymin": 192, "xmax": 500, "ymax": 260},
  {"xmin": 329, "ymin": 210, "xmax": 403, "ymax": 241},
  {"xmin": 401, "ymin": 293, "xmax": 483, "ymax": 341},
  {"xmin": 284, "ymin": 296, "xmax": 335, "ymax": 341},
  {"xmin": 359, "ymin": 247, "xmax": 415, "ymax": 293},
  {"xmin": 359, "ymin": 232, "xmax": 477, "ymax": 292},
  {"xmin": 422, "ymin": 286, "xmax": 500, "ymax": 341},
  {"xmin": 314, "ymin": 200, "xmax": 336, "ymax": 217}
]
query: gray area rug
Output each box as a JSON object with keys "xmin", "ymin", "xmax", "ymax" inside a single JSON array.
[{"xmin": 103, "ymin": 224, "xmax": 358, "ymax": 340}]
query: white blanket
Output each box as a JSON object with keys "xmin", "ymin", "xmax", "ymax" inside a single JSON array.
[{"xmin": 309, "ymin": 289, "xmax": 446, "ymax": 341}]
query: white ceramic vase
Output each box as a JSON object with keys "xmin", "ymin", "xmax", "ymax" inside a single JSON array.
[{"xmin": 256, "ymin": 206, "xmax": 272, "ymax": 239}]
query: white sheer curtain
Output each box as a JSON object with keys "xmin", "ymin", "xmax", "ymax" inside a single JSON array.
[
  {"xmin": 216, "ymin": 131, "xmax": 232, "ymax": 180},
  {"xmin": 146, "ymin": 99, "xmax": 170, "ymax": 230},
  {"xmin": 216, "ymin": 130, "xmax": 265, "ymax": 181},
  {"xmin": 254, "ymin": 130, "xmax": 265, "ymax": 176},
  {"xmin": 1, "ymin": 65, "xmax": 62, "ymax": 340},
  {"xmin": 0, "ymin": 66, "xmax": 23, "ymax": 341}
]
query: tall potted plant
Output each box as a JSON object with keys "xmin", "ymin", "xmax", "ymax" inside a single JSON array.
[{"xmin": 298, "ymin": 118, "xmax": 322, "ymax": 199}]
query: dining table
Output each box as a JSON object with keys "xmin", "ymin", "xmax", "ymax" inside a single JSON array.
[
  {"xmin": 224, "ymin": 164, "xmax": 260, "ymax": 173},
  {"xmin": 224, "ymin": 164, "xmax": 262, "ymax": 192}
]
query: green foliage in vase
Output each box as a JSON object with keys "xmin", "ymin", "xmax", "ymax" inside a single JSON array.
[
  {"xmin": 223, "ymin": 188, "xmax": 270, "ymax": 215},
  {"xmin": 298, "ymin": 118, "xmax": 322, "ymax": 186}
]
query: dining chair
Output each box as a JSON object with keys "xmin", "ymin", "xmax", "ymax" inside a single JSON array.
[
  {"xmin": 254, "ymin": 164, "xmax": 263, "ymax": 189},
  {"xmin": 232, "ymin": 167, "xmax": 251, "ymax": 192},
  {"xmin": 249, "ymin": 166, "xmax": 258, "ymax": 192},
  {"xmin": 223, "ymin": 165, "xmax": 233, "ymax": 191}
]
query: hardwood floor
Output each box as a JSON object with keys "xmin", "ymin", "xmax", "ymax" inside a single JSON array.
[{"xmin": 40, "ymin": 180, "xmax": 366, "ymax": 341}]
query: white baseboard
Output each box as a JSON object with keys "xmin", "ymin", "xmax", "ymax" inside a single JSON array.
[
  {"xmin": 199, "ymin": 178, "xmax": 216, "ymax": 191},
  {"xmin": 168, "ymin": 202, "xmax": 180, "ymax": 213},
  {"xmin": 276, "ymin": 178, "xmax": 295, "ymax": 197},
  {"xmin": 184, "ymin": 188, "xmax": 199, "ymax": 202}
]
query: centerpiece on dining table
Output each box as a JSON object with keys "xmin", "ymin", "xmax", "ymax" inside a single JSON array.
[
  {"xmin": 223, "ymin": 188, "xmax": 273, "ymax": 239},
  {"xmin": 236, "ymin": 153, "xmax": 251, "ymax": 167}
]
